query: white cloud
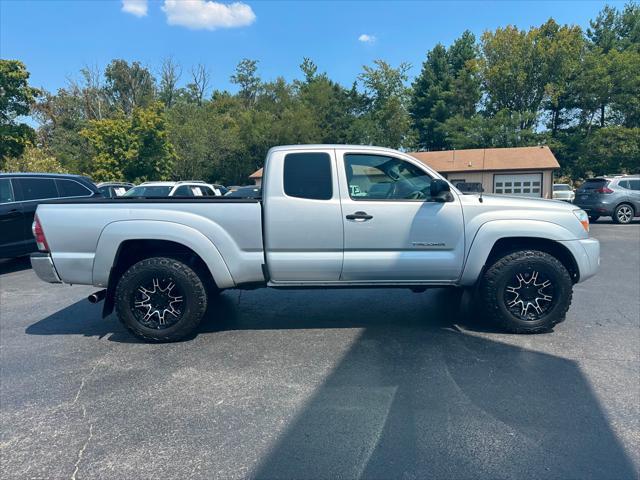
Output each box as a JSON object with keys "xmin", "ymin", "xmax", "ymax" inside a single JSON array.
[
  {"xmin": 122, "ymin": 0, "xmax": 148, "ymax": 17},
  {"xmin": 358, "ymin": 34, "xmax": 376, "ymax": 43},
  {"xmin": 162, "ymin": 0, "xmax": 256, "ymax": 30}
]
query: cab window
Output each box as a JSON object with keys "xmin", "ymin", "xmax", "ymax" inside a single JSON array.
[{"xmin": 344, "ymin": 154, "xmax": 432, "ymax": 200}]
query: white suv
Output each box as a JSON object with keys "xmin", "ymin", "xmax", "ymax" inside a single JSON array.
[{"xmin": 123, "ymin": 181, "xmax": 222, "ymax": 198}]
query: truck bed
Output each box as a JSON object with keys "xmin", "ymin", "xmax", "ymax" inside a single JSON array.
[{"xmin": 36, "ymin": 197, "xmax": 265, "ymax": 288}]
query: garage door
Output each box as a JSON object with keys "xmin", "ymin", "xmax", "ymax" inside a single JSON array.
[{"xmin": 494, "ymin": 173, "xmax": 542, "ymax": 198}]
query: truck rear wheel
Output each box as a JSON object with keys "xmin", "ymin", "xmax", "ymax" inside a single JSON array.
[
  {"xmin": 480, "ymin": 250, "xmax": 572, "ymax": 333},
  {"xmin": 115, "ymin": 257, "xmax": 208, "ymax": 342}
]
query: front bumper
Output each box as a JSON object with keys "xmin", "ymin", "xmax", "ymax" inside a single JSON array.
[
  {"xmin": 559, "ymin": 238, "xmax": 600, "ymax": 283},
  {"xmin": 30, "ymin": 253, "xmax": 62, "ymax": 283}
]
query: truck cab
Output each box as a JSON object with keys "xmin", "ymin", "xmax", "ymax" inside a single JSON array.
[{"xmin": 262, "ymin": 146, "xmax": 464, "ymax": 284}]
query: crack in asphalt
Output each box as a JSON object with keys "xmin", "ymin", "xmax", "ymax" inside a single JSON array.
[
  {"xmin": 69, "ymin": 361, "xmax": 101, "ymax": 479},
  {"xmin": 71, "ymin": 405, "xmax": 94, "ymax": 480}
]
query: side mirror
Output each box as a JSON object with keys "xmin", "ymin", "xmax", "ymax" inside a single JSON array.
[{"xmin": 430, "ymin": 179, "xmax": 452, "ymax": 202}]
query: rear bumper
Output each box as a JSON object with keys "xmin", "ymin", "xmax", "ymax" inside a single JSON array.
[
  {"xmin": 559, "ymin": 238, "xmax": 600, "ymax": 283},
  {"xmin": 573, "ymin": 199, "xmax": 615, "ymax": 216},
  {"xmin": 30, "ymin": 253, "xmax": 62, "ymax": 283}
]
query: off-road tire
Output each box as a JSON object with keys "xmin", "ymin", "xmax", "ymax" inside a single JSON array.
[
  {"xmin": 613, "ymin": 203, "xmax": 634, "ymax": 224},
  {"xmin": 480, "ymin": 250, "xmax": 573, "ymax": 333},
  {"xmin": 115, "ymin": 257, "xmax": 207, "ymax": 342}
]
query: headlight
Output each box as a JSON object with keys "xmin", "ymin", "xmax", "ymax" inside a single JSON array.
[{"xmin": 573, "ymin": 209, "xmax": 589, "ymax": 232}]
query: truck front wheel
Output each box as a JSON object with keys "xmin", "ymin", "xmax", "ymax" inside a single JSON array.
[
  {"xmin": 115, "ymin": 257, "xmax": 208, "ymax": 342},
  {"xmin": 480, "ymin": 250, "xmax": 573, "ymax": 333}
]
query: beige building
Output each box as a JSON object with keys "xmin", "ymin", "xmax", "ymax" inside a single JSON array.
[
  {"xmin": 249, "ymin": 146, "xmax": 560, "ymax": 199},
  {"xmin": 249, "ymin": 168, "xmax": 264, "ymax": 187},
  {"xmin": 409, "ymin": 146, "xmax": 560, "ymax": 199}
]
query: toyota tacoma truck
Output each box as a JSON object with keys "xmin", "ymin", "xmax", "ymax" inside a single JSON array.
[{"xmin": 30, "ymin": 145, "xmax": 600, "ymax": 341}]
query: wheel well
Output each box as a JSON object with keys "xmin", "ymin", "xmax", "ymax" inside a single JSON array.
[
  {"xmin": 485, "ymin": 237, "xmax": 580, "ymax": 283},
  {"xmin": 615, "ymin": 202, "xmax": 636, "ymax": 214},
  {"xmin": 102, "ymin": 239, "xmax": 216, "ymax": 317}
]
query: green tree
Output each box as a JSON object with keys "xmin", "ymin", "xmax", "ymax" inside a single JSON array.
[
  {"xmin": 167, "ymin": 97, "xmax": 243, "ymax": 183},
  {"xmin": 358, "ymin": 60, "xmax": 414, "ymax": 149},
  {"xmin": 410, "ymin": 31, "xmax": 481, "ymax": 150},
  {"xmin": 80, "ymin": 103, "xmax": 175, "ymax": 182},
  {"xmin": 2, "ymin": 145, "xmax": 66, "ymax": 173},
  {"xmin": 296, "ymin": 59, "xmax": 362, "ymax": 144},
  {"xmin": 442, "ymin": 110, "xmax": 538, "ymax": 149},
  {"xmin": 587, "ymin": 5, "xmax": 619, "ymax": 53},
  {"xmin": 104, "ymin": 59, "xmax": 156, "ymax": 114},
  {"xmin": 578, "ymin": 126, "xmax": 640, "ymax": 175},
  {"xmin": 230, "ymin": 58, "xmax": 261, "ymax": 107},
  {"xmin": 539, "ymin": 22, "xmax": 585, "ymax": 135},
  {"xmin": 3, "ymin": 145, "xmax": 67, "ymax": 173},
  {"xmin": 480, "ymin": 25, "xmax": 548, "ymax": 128},
  {"xmin": 0, "ymin": 60, "xmax": 39, "ymax": 163},
  {"xmin": 159, "ymin": 58, "xmax": 181, "ymax": 109}
]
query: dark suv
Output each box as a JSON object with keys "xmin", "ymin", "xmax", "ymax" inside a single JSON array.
[
  {"xmin": 0, "ymin": 173, "xmax": 101, "ymax": 258},
  {"xmin": 574, "ymin": 175, "xmax": 640, "ymax": 224}
]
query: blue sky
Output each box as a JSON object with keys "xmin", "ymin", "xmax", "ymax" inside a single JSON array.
[{"xmin": 1, "ymin": 0, "xmax": 615, "ymax": 95}]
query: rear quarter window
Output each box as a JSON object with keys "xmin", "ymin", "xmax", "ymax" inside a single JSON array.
[
  {"xmin": 56, "ymin": 179, "xmax": 93, "ymax": 198},
  {"xmin": 283, "ymin": 152, "xmax": 333, "ymax": 200}
]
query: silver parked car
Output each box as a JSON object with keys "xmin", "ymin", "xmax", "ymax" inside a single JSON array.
[
  {"xmin": 573, "ymin": 175, "xmax": 640, "ymax": 224},
  {"xmin": 552, "ymin": 184, "xmax": 575, "ymax": 202}
]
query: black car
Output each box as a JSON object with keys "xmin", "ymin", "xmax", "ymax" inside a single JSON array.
[
  {"xmin": 0, "ymin": 173, "xmax": 101, "ymax": 258},
  {"xmin": 97, "ymin": 182, "xmax": 134, "ymax": 198},
  {"xmin": 223, "ymin": 186, "xmax": 261, "ymax": 198}
]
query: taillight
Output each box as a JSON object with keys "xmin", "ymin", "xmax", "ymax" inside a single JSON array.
[
  {"xmin": 595, "ymin": 187, "xmax": 614, "ymax": 194},
  {"xmin": 32, "ymin": 214, "xmax": 50, "ymax": 252}
]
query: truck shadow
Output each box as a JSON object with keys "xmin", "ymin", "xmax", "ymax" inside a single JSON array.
[
  {"xmin": 23, "ymin": 288, "xmax": 637, "ymax": 478},
  {"xmin": 24, "ymin": 288, "xmax": 497, "ymax": 341},
  {"xmin": 250, "ymin": 323, "xmax": 637, "ymax": 479}
]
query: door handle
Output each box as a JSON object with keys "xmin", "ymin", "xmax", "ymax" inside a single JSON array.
[
  {"xmin": 4, "ymin": 209, "xmax": 21, "ymax": 219},
  {"xmin": 346, "ymin": 211, "xmax": 373, "ymax": 221}
]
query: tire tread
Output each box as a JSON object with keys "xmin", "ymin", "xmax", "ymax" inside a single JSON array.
[
  {"xmin": 481, "ymin": 250, "xmax": 573, "ymax": 333},
  {"xmin": 114, "ymin": 257, "xmax": 207, "ymax": 342}
]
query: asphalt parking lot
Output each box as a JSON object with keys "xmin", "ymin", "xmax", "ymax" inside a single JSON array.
[{"xmin": 1, "ymin": 221, "xmax": 639, "ymax": 479}]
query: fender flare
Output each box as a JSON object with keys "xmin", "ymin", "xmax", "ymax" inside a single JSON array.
[
  {"xmin": 92, "ymin": 220, "xmax": 235, "ymax": 289},
  {"xmin": 459, "ymin": 219, "xmax": 578, "ymax": 286}
]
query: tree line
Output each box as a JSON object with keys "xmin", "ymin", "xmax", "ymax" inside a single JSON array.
[{"xmin": 1, "ymin": 3, "xmax": 638, "ymax": 185}]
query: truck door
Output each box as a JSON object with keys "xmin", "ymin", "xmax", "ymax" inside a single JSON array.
[
  {"xmin": 337, "ymin": 151, "xmax": 465, "ymax": 282},
  {"xmin": 264, "ymin": 148, "xmax": 344, "ymax": 282}
]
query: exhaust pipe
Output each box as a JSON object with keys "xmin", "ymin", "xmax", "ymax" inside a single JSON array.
[{"xmin": 88, "ymin": 289, "xmax": 107, "ymax": 304}]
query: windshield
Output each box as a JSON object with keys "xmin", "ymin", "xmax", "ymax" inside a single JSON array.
[
  {"xmin": 124, "ymin": 185, "xmax": 172, "ymax": 197},
  {"xmin": 554, "ymin": 185, "xmax": 571, "ymax": 191}
]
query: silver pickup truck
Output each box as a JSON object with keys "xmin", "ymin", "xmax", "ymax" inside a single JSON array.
[{"xmin": 31, "ymin": 145, "xmax": 600, "ymax": 341}]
